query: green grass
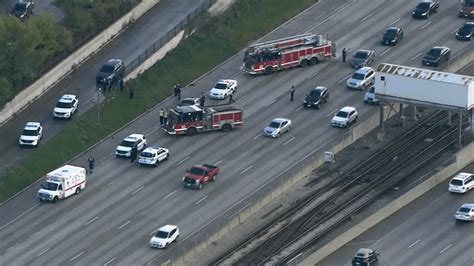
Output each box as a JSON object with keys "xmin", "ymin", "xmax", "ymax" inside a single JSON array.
[{"xmin": 0, "ymin": 0, "xmax": 317, "ymax": 202}]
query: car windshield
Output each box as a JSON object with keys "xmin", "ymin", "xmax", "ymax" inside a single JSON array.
[
  {"xmin": 354, "ymin": 51, "xmax": 369, "ymax": 59},
  {"xmin": 140, "ymin": 152, "xmax": 154, "ymax": 158},
  {"xmin": 120, "ymin": 140, "xmax": 136, "ymax": 147},
  {"xmin": 309, "ymin": 90, "xmax": 322, "ymax": 98},
  {"xmin": 214, "ymin": 83, "xmax": 227, "ymax": 90},
  {"xmin": 22, "ymin": 129, "xmax": 37, "ymax": 136},
  {"xmin": 466, "ymin": 2, "xmax": 474, "ymax": 7},
  {"xmin": 268, "ymin": 121, "xmax": 281, "ymax": 128},
  {"xmin": 42, "ymin": 182, "xmax": 58, "ymax": 191},
  {"xmin": 460, "ymin": 24, "xmax": 473, "ymax": 34},
  {"xmin": 56, "ymin": 101, "xmax": 73, "ymax": 108},
  {"xmin": 179, "ymin": 100, "xmax": 194, "ymax": 106},
  {"xmin": 459, "ymin": 207, "xmax": 471, "ymax": 213},
  {"xmin": 189, "ymin": 167, "xmax": 205, "ymax": 176},
  {"xmin": 385, "ymin": 29, "xmax": 397, "ymax": 38},
  {"xmin": 100, "ymin": 64, "xmax": 115, "ymax": 73},
  {"xmin": 416, "ymin": 2, "xmax": 430, "ymax": 10},
  {"xmin": 427, "ymin": 49, "xmax": 441, "ymax": 57},
  {"xmin": 15, "ymin": 4, "xmax": 26, "ymax": 12},
  {"xmin": 450, "ymin": 179, "xmax": 463, "ymax": 186},
  {"xmin": 351, "ymin": 73, "xmax": 365, "ymax": 80},
  {"xmin": 154, "ymin": 230, "xmax": 169, "ymax": 239},
  {"xmin": 336, "ymin": 111, "xmax": 349, "ymax": 118}
]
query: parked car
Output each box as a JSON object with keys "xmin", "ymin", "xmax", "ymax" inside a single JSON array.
[
  {"xmin": 96, "ymin": 59, "xmax": 124, "ymax": 87},
  {"xmin": 352, "ymin": 248, "xmax": 379, "ymax": 266},
  {"xmin": 182, "ymin": 164, "xmax": 220, "ymax": 190},
  {"xmin": 412, "ymin": 0, "xmax": 439, "ymax": 19},
  {"xmin": 149, "ymin": 225, "xmax": 179, "ymax": 248},
  {"xmin": 11, "ymin": 1, "xmax": 34, "ymax": 21},
  {"xmin": 449, "ymin": 172, "xmax": 474, "ymax": 194},
  {"xmin": 331, "ymin": 106, "xmax": 358, "ymax": 128},
  {"xmin": 422, "ymin": 46, "xmax": 451, "ymax": 67},
  {"xmin": 53, "ymin": 94, "xmax": 78, "ymax": 119},
  {"xmin": 381, "ymin": 27, "xmax": 404, "ymax": 45},
  {"xmin": 346, "ymin": 67, "xmax": 375, "ymax": 90},
  {"xmin": 115, "ymin": 134, "xmax": 147, "ymax": 157},
  {"xmin": 455, "ymin": 203, "xmax": 474, "ymax": 222},
  {"xmin": 351, "ymin": 49, "xmax": 375, "ymax": 68},
  {"xmin": 456, "ymin": 22, "xmax": 474, "ymax": 41},
  {"xmin": 263, "ymin": 118, "xmax": 292, "ymax": 138},
  {"xmin": 138, "ymin": 146, "xmax": 169, "ymax": 167},
  {"xmin": 177, "ymin": 97, "xmax": 201, "ymax": 108},
  {"xmin": 208, "ymin": 79, "xmax": 238, "ymax": 100},
  {"xmin": 303, "ymin": 86, "xmax": 329, "ymax": 109},
  {"xmin": 364, "ymin": 86, "xmax": 379, "ymax": 104},
  {"xmin": 19, "ymin": 122, "xmax": 42, "ymax": 147}
]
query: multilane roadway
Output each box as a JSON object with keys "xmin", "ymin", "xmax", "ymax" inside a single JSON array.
[{"xmin": 0, "ymin": 0, "xmax": 471, "ymax": 264}]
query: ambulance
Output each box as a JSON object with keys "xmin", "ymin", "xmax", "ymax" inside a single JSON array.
[{"xmin": 37, "ymin": 165, "xmax": 87, "ymax": 203}]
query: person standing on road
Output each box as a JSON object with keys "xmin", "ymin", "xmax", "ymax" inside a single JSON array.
[
  {"xmin": 342, "ymin": 48, "xmax": 347, "ymax": 63},
  {"xmin": 163, "ymin": 111, "xmax": 168, "ymax": 125},
  {"xmin": 200, "ymin": 92, "xmax": 206, "ymax": 107},
  {"xmin": 130, "ymin": 146, "xmax": 138, "ymax": 163},
  {"xmin": 228, "ymin": 94, "xmax": 235, "ymax": 104},
  {"xmin": 88, "ymin": 156, "xmax": 95, "ymax": 174},
  {"xmin": 159, "ymin": 108, "xmax": 164, "ymax": 125},
  {"xmin": 119, "ymin": 78, "xmax": 125, "ymax": 92},
  {"xmin": 176, "ymin": 85, "xmax": 181, "ymax": 100},
  {"xmin": 290, "ymin": 86, "xmax": 295, "ymax": 102}
]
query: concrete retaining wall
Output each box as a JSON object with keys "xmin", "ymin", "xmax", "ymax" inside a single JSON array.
[
  {"xmin": 301, "ymin": 142, "xmax": 474, "ymax": 266},
  {"xmin": 0, "ymin": 0, "xmax": 161, "ymax": 126}
]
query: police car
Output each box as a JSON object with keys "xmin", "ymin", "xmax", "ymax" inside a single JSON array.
[
  {"xmin": 138, "ymin": 146, "xmax": 170, "ymax": 167},
  {"xmin": 53, "ymin": 94, "xmax": 78, "ymax": 119},
  {"xmin": 208, "ymin": 79, "xmax": 238, "ymax": 100},
  {"xmin": 19, "ymin": 122, "xmax": 43, "ymax": 147},
  {"xmin": 115, "ymin": 134, "xmax": 147, "ymax": 157}
]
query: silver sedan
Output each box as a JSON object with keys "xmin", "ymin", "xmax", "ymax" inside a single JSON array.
[{"xmin": 263, "ymin": 118, "xmax": 292, "ymax": 138}]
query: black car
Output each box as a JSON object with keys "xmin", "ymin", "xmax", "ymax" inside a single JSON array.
[
  {"xmin": 412, "ymin": 0, "xmax": 439, "ymax": 19},
  {"xmin": 352, "ymin": 248, "xmax": 379, "ymax": 266},
  {"xmin": 303, "ymin": 86, "xmax": 329, "ymax": 109},
  {"xmin": 456, "ymin": 22, "xmax": 474, "ymax": 41},
  {"xmin": 96, "ymin": 59, "xmax": 125, "ymax": 88},
  {"xmin": 11, "ymin": 1, "xmax": 34, "ymax": 21},
  {"xmin": 351, "ymin": 50, "xmax": 375, "ymax": 69},
  {"xmin": 422, "ymin": 46, "xmax": 451, "ymax": 67},
  {"xmin": 380, "ymin": 27, "xmax": 404, "ymax": 45}
]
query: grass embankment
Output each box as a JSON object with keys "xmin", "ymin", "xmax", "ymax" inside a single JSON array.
[{"xmin": 0, "ymin": 0, "xmax": 316, "ymax": 202}]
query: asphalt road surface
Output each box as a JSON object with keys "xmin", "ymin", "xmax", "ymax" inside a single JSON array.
[
  {"xmin": 0, "ymin": 0, "xmax": 209, "ymax": 177},
  {"xmin": 0, "ymin": 0, "xmax": 472, "ymax": 265},
  {"xmin": 320, "ymin": 163, "xmax": 474, "ymax": 266}
]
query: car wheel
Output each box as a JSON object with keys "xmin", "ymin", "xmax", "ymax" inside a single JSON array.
[
  {"xmin": 222, "ymin": 123, "xmax": 232, "ymax": 132},
  {"xmin": 264, "ymin": 67, "xmax": 273, "ymax": 75},
  {"xmin": 75, "ymin": 188, "xmax": 81, "ymax": 195},
  {"xmin": 300, "ymin": 59, "xmax": 309, "ymax": 67},
  {"xmin": 310, "ymin": 57, "xmax": 319, "ymax": 65},
  {"xmin": 316, "ymin": 103, "xmax": 321, "ymax": 109},
  {"xmin": 287, "ymin": 126, "xmax": 291, "ymax": 132},
  {"xmin": 212, "ymin": 175, "xmax": 217, "ymax": 182},
  {"xmin": 426, "ymin": 13, "xmax": 430, "ymax": 19},
  {"xmin": 187, "ymin": 127, "xmax": 197, "ymax": 136},
  {"xmin": 165, "ymin": 153, "xmax": 169, "ymax": 160},
  {"xmin": 276, "ymin": 132, "xmax": 280, "ymax": 138},
  {"xmin": 198, "ymin": 183, "xmax": 203, "ymax": 190},
  {"xmin": 53, "ymin": 196, "xmax": 58, "ymax": 203}
]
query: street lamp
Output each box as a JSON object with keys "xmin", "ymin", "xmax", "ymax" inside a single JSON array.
[{"xmin": 97, "ymin": 86, "xmax": 101, "ymax": 124}]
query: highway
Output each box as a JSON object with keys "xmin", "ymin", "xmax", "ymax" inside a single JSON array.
[
  {"xmin": 0, "ymin": 0, "xmax": 472, "ymax": 264},
  {"xmin": 319, "ymin": 163, "xmax": 474, "ymax": 266},
  {"xmin": 0, "ymin": 0, "xmax": 209, "ymax": 176}
]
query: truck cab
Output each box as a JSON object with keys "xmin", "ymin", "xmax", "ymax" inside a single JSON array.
[{"xmin": 182, "ymin": 164, "xmax": 219, "ymax": 189}]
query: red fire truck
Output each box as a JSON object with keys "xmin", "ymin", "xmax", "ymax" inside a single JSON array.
[
  {"xmin": 163, "ymin": 105, "xmax": 243, "ymax": 136},
  {"xmin": 241, "ymin": 33, "xmax": 335, "ymax": 75}
]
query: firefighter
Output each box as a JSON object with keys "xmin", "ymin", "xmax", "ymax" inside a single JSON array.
[
  {"xmin": 290, "ymin": 86, "xmax": 295, "ymax": 102},
  {"xmin": 200, "ymin": 92, "xmax": 206, "ymax": 107},
  {"xmin": 118, "ymin": 78, "xmax": 125, "ymax": 92},
  {"xmin": 163, "ymin": 111, "xmax": 168, "ymax": 125},
  {"xmin": 88, "ymin": 156, "xmax": 95, "ymax": 174},
  {"xmin": 342, "ymin": 48, "xmax": 347, "ymax": 63},
  {"xmin": 229, "ymin": 94, "xmax": 235, "ymax": 104},
  {"xmin": 176, "ymin": 84, "xmax": 181, "ymax": 100},
  {"xmin": 159, "ymin": 108, "xmax": 164, "ymax": 125},
  {"xmin": 130, "ymin": 146, "xmax": 138, "ymax": 163}
]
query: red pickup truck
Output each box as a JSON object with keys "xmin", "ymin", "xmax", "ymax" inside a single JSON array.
[{"xmin": 182, "ymin": 164, "xmax": 219, "ymax": 190}]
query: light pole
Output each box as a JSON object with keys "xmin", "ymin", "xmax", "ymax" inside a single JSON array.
[{"xmin": 97, "ymin": 86, "xmax": 101, "ymax": 124}]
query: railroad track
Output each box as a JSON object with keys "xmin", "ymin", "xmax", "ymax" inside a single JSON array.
[{"xmin": 213, "ymin": 111, "xmax": 466, "ymax": 265}]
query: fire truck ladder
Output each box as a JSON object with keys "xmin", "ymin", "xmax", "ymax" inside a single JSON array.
[{"xmin": 249, "ymin": 33, "xmax": 320, "ymax": 54}]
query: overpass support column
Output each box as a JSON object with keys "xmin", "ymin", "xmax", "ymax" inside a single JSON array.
[
  {"xmin": 378, "ymin": 102, "xmax": 385, "ymax": 141},
  {"xmin": 447, "ymin": 111, "xmax": 452, "ymax": 126},
  {"xmin": 458, "ymin": 109, "xmax": 462, "ymax": 149}
]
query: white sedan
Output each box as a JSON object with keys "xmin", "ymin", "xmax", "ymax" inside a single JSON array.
[
  {"xmin": 208, "ymin": 79, "xmax": 237, "ymax": 100},
  {"xmin": 138, "ymin": 146, "xmax": 169, "ymax": 167},
  {"xmin": 331, "ymin": 106, "xmax": 358, "ymax": 128},
  {"xmin": 263, "ymin": 118, "xmax": 292, "ymax": 138}
]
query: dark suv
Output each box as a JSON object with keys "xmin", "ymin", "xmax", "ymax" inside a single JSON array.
[
  {"xmin": 303, "ymin": 86, "xmax": 329, "ymax": 109},
  {"xmin": 456, "ymin": 22, "xmax": 474, "ymax": 41},
  {"xmin": 412, "ymin": 0, "xmax": 439, "ymax": 19},
  {"xmin": 422, "ymin": 46, "xmax": 451, "ymax": 67},
  {"xmin": 11, "ymin": 1, "xmax": 34, "ymax": 21},
  {"xmin": 96, "ymin": 59, "xmax": 124, "ymax": 88},
  {"xmin": 352, "ymin": 248, "xmax": 379, "ymax": 266}
]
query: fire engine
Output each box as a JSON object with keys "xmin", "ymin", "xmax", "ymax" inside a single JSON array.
[
  {"xmin": 241, "ymin": 33, "xmax": 335, "ymax": 75},
  {"xmin": 163, "ymin": 105, "xmax": 243, "ymax": 136}
]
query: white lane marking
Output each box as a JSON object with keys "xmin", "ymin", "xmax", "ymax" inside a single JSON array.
[
  {"xmin": 305, "ymin": 1, "xmax": 353, "ymax": 31},
  {"xmin": 214, "ymin": 160, "xmax": 222, "ymax": 165},
  {"xmin": 440, "ymin": 244, "xmax": 452, "ymax": 253},
  {"xmin": 390, "ymin": 17, "xmax": 401, "ymax": 25},
  {"xmin": 239, "ymin": 95, "xmax": 248, "ymax": 101},
  {"xmin": 380, "ymin": 48, "xmax": 391, "ymax": 56},
  {"xmin": 107, "ymin": 181, "xmax": 115, "ymax": 187},
  {"xmin": 104, "ymin": 257, "xmax": 116, "ymax": 266},
  {"xmin": 70, "ymin": 251, "xmax": 84, "ymax": 262},
  {"xmin": 410, "ymin": 53, "xmax": 422, "ymax": 61},
  {"xmin": 253, "ymin": 134, "xmax": 262, "ymax": 140},
  {"xmin": 338, "ymin": 74, "xmax": 351, "ymax": 84},
  {"xmin": 131, "ymin": 185, "xmax": 144, "ymax": 195},
  {"xmin": 240, "ymin": 165, "xmax": 254, "ymax": 175},
  {"xmin": 408, "ymin": 239, "xmax": 420, "ymax": 249},
  {"xmin": 360, "ymin": 12, "xmax": 374, "ymax": 22},
  {"xmin": 450, "ymin": 27, "xmax": 458, "ymax": 34},
  {"xmin": 37, "ymin": 248, "xmax": 50, "ymax": 257},
  {"xmin": 118, "ymin": 220, "xmax": 131, "ymax": 230},
  {"xmin": 296, "ymin": 106, "xmax": 303, "ymax": 111},
  {"xmin": 6, "ymin": 246, "xmax": 14, "ymax": 253},
  {"xmin": 85, "ymin": 216, "xmax": 99, "ymax": 226},
  {"xmin": 195, "ymin": 195, "xmax": 208, "ymax": 205},
  {"xmin": 420, "ymin": 21, "xmax": 432, "ymax": 29},
  {"xmin": 327, "ymin": 108, "xmax": 338, "ymax": 117},
  {"xmin": 264, "ymin": 99, "xmax": 276, "ymax": 108},
  {"xmin": 178, "ymin": 156, "xmax": 190, "ymax": 165},
  {"xmin": 164, "ymin": 190, "xmax": 176, "ymax": 200},
  {"xmin": 283, "ymin": 137, "xmax": 296, "ymax": 146},
  {"xmin": 0, "ymin": 204, "xmax": 39, "ymax": 230}
]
